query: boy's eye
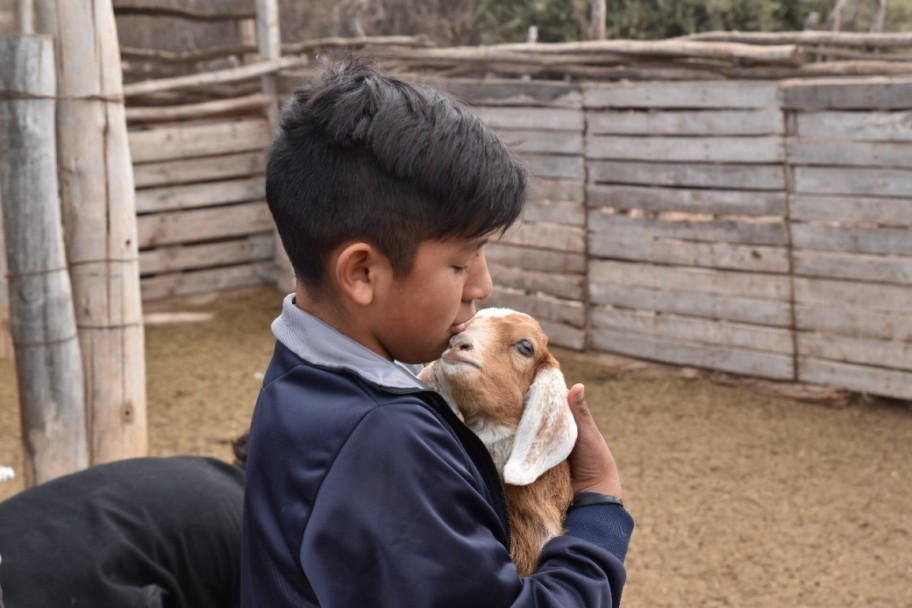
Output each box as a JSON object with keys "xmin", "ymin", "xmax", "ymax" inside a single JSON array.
[
  {"xmin": 514, "ymin": 340, "xmax": 534, "ymax": 357},
  {"xmin": 453, "ymin": 265, "xmax": 468, "ymax": 274}
]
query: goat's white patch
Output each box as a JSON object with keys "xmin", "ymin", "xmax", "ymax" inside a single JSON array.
[
  {"xmin": 466, "ymin": 417, "xmax": 514, "ymax": 472},
  {"xmin": 502, "ymin": 365, "xmax": 577, "ymax": 486},
  {"xmin": 477, "ymin": 307, "xmax": 531, "ymax": 321}
]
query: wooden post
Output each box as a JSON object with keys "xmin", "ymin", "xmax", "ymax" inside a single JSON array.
[
  {"xmin": 35, "ymin": 1, "xmax": 147, "ymax": 464},
  {"xmin": 236, "ymin": 18, "xmax": 258, "ymax": 65},
  {"xmin": 0, "ymin": 148, "xmax": 7, "ymax": 360},
  {"xmin": 590, "ymin": 0, "xmax": 606, "ymax": 40},
  {"xmin": 0, "ymin": 191, "xmax": 9, "ymax": 360},
  {"xmin": 256, "ymin": 0, "xmax": 294, "ymax": 292},
  {"xmin": 0, "ymin": 35, "xmax": 89, "ymax": 485},
  {"xmin": 256, "ymin": 0, "xmax": 280, "ymax": 127}
]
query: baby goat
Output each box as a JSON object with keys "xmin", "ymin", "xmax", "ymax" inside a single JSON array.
[{"xmin": 419, "ymin": 307, "xmax": 577, "ymax": 577}]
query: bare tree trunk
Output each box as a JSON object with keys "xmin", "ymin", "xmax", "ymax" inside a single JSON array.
[
  {"xmin": 35, "ymin": 0, "xmax": 148, "ymax": 464},
  {"xmin": 17, "ymin": 0, "xmax": 34, "ymax": 33},
  {"xmin": 589, "ymin": 0, "xmax": 606, "ymax": 40},
  {"xmin": 871, "ymin": 0, "xmax": 888, "ymax": 32},
  {"xmin": 827, "ymin": 0, "xmax": 852, "ymax": 30},
  {"xmin": 0, "ymin": 35, "xmax": 89, "ymax": 485}
]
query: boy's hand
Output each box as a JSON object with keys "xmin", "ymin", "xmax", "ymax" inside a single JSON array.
[{"xmin": 567, "ymin": 383, "xmax": 622, "ymax": 497}]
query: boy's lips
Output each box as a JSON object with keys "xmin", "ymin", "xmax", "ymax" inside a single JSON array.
[{"xmin": 450, "ymin": 320, "xmax": 470, "ymax": 334}]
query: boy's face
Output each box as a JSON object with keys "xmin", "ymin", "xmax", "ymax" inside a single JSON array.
[{"xmin": 372, "ymin": 236, "xmax": 493, "ymax": 365}]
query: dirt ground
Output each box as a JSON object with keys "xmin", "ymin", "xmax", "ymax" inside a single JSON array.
[{"xmin": 1, "ymin": 286, "xmax": 910, "ymax": 607}]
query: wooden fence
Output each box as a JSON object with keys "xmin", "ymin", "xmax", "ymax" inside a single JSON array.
[
  {"xmin": 783, "ymin": 78, "xmax": 912, "ymax": 399},
  {"xmin": 130, "ymin": 118, "xmax": 276, "ymax": 300},
  {"xmin": 2, "ymin": 59, "xmax": 910, "ymax": 400},
  {"xmin": 480, "ymin": 76, "xmax": 910, "ymax": 401},
  {"xmin": 584, "ymin": 80, "xmax": 796, "ymax": 381}
]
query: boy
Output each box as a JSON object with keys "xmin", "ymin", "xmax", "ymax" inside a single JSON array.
[{"xmin": 241, "ymin": 60, "xmax": 634, "ymax": 607}]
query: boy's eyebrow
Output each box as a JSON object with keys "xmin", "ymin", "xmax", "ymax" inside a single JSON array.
[{"xmin": 468, "ymin": 237, "xmax": 489, "ymax": 251}]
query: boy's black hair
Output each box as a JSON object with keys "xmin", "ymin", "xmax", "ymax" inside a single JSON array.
[{"xmin": 266, "ymin": 60, "xmax": 528, "ymax": 292}]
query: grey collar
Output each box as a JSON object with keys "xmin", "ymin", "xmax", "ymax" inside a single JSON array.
[{"xmin": 271, "ymin": 294, "xmax": 426, "ymax": 392}]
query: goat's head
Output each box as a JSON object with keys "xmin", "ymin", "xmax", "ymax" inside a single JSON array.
[{"xmin": 420, "ymin": 308, "xmax": 577, "ymax": 486}]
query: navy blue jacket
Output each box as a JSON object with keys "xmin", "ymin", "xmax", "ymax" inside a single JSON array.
[{"xmin": 241, "ymin": 296, "xmax": 634, "ymax": 607}]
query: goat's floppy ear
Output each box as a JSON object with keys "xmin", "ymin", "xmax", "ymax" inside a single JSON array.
[{"xmin": 503, "ymin": 365, "xmax": 578, "ymax": 486}]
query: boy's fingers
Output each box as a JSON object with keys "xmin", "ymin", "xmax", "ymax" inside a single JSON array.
[{"xmin": 568, "ymin": 383, "xmax": 598, "ymax": 439}]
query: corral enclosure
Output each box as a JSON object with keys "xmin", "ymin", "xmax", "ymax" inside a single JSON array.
[
  {"xmin": 118, "ymin": 74, "xmax": 912, "ymax": 402},
  {"xmin": 0, "ymin": 4, "xmax": 910, "ymax": 405}
]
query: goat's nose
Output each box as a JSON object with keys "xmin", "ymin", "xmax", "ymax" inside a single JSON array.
[{"xmin": 450, "ymin": 333, "xmax": 473, "ymax": 351}]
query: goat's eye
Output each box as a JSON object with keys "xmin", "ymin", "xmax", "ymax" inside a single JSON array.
[{"xmin": 514, "ymin": 339, "xmax": 534, "ymax": 358}]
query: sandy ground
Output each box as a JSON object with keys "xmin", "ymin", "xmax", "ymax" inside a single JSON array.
[{"xmin": 1, "ymin": 286, "xmax": 910, "ymax": 607}]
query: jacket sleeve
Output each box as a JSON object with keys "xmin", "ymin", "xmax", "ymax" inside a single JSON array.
[{"xmin": 299, "ymin": 401, "xmax": 630, "ymax": 608}]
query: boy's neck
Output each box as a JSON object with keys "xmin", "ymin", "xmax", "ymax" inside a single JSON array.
[{"xmin": 293, "ymin": 283, "xmax": 389, "ymax": 361}]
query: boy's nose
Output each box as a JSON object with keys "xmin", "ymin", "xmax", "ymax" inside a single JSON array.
[{"xmin": 464, "ymin": 250, "xmax": 493, "ymax": 302}]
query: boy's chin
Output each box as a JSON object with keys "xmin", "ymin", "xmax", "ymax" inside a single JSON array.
[{"xmin": 399, "ymin": 343, "xmax": 449, "ymax": 366}]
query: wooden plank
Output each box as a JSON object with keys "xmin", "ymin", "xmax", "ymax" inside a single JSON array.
[
  {"xmin": 794, "ymin": 277, "xmax": 911, "ymax": 313},
  {"xmin": 586, "ymin": 109, "xmax": 784, "ymax": 136},
  {"xmin": 786, "ymin": 138, "xmax": 912, "ymax": 169},
  {"xmin": 589, "ymin": 259, "xmax": 791, "ymax": 300},
  {"xmin": 792, "ymin": 250, "xmax": 912, "ymax": 285},
  {"xmin": 583, "ymin": 81, "xmax": 781, "ymax": 109},
  {"xmin": 790, "ymin": 194, "xmax": 912, "ymax": 225},
  {"xmin": 528, "ymin": 178, "xmax": 584, "ymax": 203},
  {"xmin": 472, "ymin": 106, "xmax": 583, "ymax": 131},
  {"xmin": 587, "ymin": 184, "xmax": 787, "ymax": 217},
  {"xmin": 589, "ymin": 160, "xmax": 785, "ymax": 190},
  {"xmin": 496, "ymin": 129, "xmax": 584, "ymax": 155},
  {"xmin": 489, "ymin": 262, "xmax": 584, "ymax": 301},
  {"xmin": 588, "ymin": 326, "xmax": 795, "ymax": 380},
  {"xmin": 591, "ymin": 307, "xmax": 794, "ymax": 354},
  {"xmin": 141, "ymin": 261, "xmax": 275, "ymax": 301},
  {"xmin": 486, "ymin": 287, "xmax": 585, "ymax": 327},
  {"xmin": 137, "ymin": 201, "xmax": 274, "ymax": 248},
  {"xmin": 133, "ymin": 151, "xmax": 266, "ymax": 189},
  {"xmin": 539, "ymin": 319, "xmax": 586, "ymax": 351},
  {"xmin": 128, "ymin": 118, "xmax": 269, "ymax": 163},
  {"xmin": 139, "ymin": 234, "xmax": 274, "ymax": 275},
  {"xmin": 781, "ymin": 77, "xmax": 912, "ymax": 110},
  {"xmin": 793, "ymin": 166, "xmax": 912, "ymax": 197},
  {"xmin": 486, "ymin": 243, "xmax": 585, "ymax": 274},
  {"xmin": 798, "ymin": 332, "xmax": 912, "ymax": 371},
  {"xmin": 445, "ymin": 78, "xmax": 583, "ymax": 108},
  {"xmin": 519, "ymin": 153, "xmax": 585, "ymax": 181},
  {"xmin": 589, "ymin": 282, "xmax": 793, "ymax": 326},
  {"xmin": 499, "ymin": 221, "xmax": 585, "ymax": 254},
  {"xmin": 791, "ymin": 223, "xmax": 912, "ymax": 256},
  {"xmin": 588, "ymin": 231, "xmax": 790, "ymax": 273},
  {"xmin": 121, "ymin": 56, "xmax": 302, "ymax": 97},
  {"xmin": 135, "ymin": 177, "xmax": 265, "ymax": 213},
  {"xmin": 794, "ymin": 111, "xmax": 912, "ymax": 141},
  {"xmin": 794, "ymin": 302, "xmax": 912, "ymax": 342},
  {"xmin": 589, "ymin": 211, "xmax": 788, "ymax": 246},
  {"xmin": 523, "ymin": 199, "xmax": 585, "ymax": 226},
  {"xmin": 586, "ymin": 135, "xmax": 784, "ymax": 163},
  {"xmin": 126, "ymin": 93, "xmax": 273, "ymax": 123},
  {"xmin": 798, "ymin": 357, "xmax": 912, "ymax": 400}
]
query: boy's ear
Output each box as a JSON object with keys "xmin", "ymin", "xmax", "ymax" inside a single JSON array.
[{"xmin": 333, "ymin": 242, "xmax": 387, "ymax": 306}]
